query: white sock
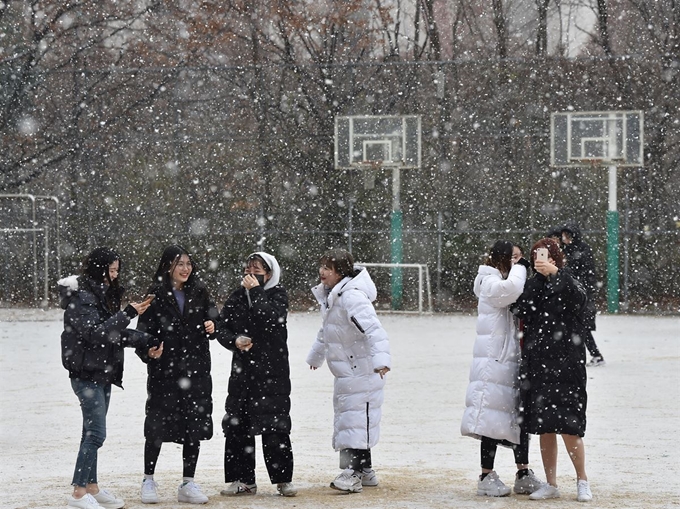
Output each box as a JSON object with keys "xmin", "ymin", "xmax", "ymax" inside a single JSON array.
[{"xmin": 143, "ymin": 474, "xmax": 154, "ymax": 481}]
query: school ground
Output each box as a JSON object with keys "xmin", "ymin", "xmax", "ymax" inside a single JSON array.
[{"xmin": 1, "ymin": 310, "xmax": 678, "ymax": 509}]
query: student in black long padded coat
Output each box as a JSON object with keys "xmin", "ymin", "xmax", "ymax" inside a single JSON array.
[
  {"xmin": 136, "ymin": 245, "xmax": 219, "ymax": 505},
  {"xmin": 217, "ymin": 252, "xmax": 296, "ymax": 498},
  {"xmin": 511, "ymin": 238, "xmax": 593, "ymax": 503},
  {"xmin": 59, "ymin": 247, "xmax": 157, "ymax": 509}
]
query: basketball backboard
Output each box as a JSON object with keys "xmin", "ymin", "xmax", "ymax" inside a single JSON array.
[
  {"xmin": 551, "ymin": 110, "xmax": 644, "ymax": 167},
  {"xmin": 335, "ymin": 115, "xmax": 421, "ymax": 169}
]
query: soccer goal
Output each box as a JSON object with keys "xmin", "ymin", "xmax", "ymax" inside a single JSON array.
[{"xmin": 357, "ymin": 262, "xmax": 433, "ymax": 314}]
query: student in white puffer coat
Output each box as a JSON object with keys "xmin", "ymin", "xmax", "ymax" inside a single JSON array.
[
  {"xmin": 307, "ymin": 249, "xmax": 391, "ymax": 494},
  {"xmin": 460, "ymin": 241, "xmax": 544, "ymax": 498}
]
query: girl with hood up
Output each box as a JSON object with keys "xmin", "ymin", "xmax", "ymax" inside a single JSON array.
[
  {"xmin": 217, "ymin": 252, "xmax": 296, "ymax": 497},
  {"xmin": 59, "ymin": 247, "xmax": 156, "ymax": 509},
  {"xmin": 306, "ymin": 249, "xmax": 391, "ymax": 494},
  {"xmin": 135, "ymin": 245, "xmax": 219, "ymax": 504}
]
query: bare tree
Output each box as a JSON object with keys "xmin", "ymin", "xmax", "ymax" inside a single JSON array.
[{"xmin": 0, "ymin": 0, "xmax": 171, "ymax": 191}]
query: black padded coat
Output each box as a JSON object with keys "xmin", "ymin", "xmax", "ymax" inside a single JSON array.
[
  {"xmin": 59, "ymin": 275, "xmax": 154, "ymax": 387},
  {"xmin": 511, "ymin": 269, "xmax": 589, "ymax": 437},
  {"xmin": 218, "ymin": 284, "xmax": 292, "ymax": 436},
  {"xmin": 562, "ymin": 223, "xmax": 598, "ymax": 330},
  {"xmin": 136, "ymin": 282, "xmax": 219, "ymax": 443}
]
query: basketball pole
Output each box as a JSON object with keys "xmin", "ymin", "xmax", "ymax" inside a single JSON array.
[
  {"xmin": 391, "ymin": 166, "xmax": 403, "ymax": 310},
  {"xmin": 607, "ymin": 165, "xmax": 620, "ymax": 313}
]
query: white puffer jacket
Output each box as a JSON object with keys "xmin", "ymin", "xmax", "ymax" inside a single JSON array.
[
  {"xmin": 306, "ymin": 266, "xmax": 391, "ymax": 451},
  {"xmin": 460, "ymin": 263, "xmax": 527, "ymax": 444}
]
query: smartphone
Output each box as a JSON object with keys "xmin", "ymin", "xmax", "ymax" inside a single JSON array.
[
  {"xmin": 535, "ymin": 248, "xmax": 549, "ymax": 262},
  {"xmin": 144, "ymin": 294, "xmax": 156, "ymax": 302}
]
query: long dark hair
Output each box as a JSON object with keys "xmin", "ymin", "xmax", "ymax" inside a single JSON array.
[
  {"xmin": 82, "ymin": 247, "xmax": 123, "ymax": 310},
  {"xmin": 485, "ymin": 240, "xmax": 513, "ymax": 276},
  {"xmin": 153, "ymin": 245, "xmax": 199, "ymax": 290}
]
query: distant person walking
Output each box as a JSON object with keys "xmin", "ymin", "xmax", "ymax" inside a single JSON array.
[
  {"xmin": 136, "ymin": 245, "xmax": 218, "ymax": 504},
  {"xmin": 217, "ymin": 252, "xmax": 296, "ymax": 498},
  {"xmin": 561, "ymin": 223, "xmax": 605, "ymax": 367},
  {"xmin": 461, "ymin": 240, "xmax": 544, "ymax": 497},
  {"xmin": 306, "ymin": 249, "xmax": 391, "ymax": 493},
  {"xmin": 59, "ymin": 247, "xmax": 157, "ymax": 509},
  {"xmin": 511, "ymin": 238, "xmax": 593, "ymax": 502}
]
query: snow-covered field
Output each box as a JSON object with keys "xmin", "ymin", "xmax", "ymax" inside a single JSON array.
[{"xmin": 1, "ymin": 310, "xmax": 678, "ymax": 509}]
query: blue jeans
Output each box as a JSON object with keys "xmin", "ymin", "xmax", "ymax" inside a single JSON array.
[{"xmin": 71, "ymin": 379, "xmax": 111, "ymax": 487}]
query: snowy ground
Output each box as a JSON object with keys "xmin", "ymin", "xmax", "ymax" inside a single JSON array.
[{"xmin": 0, "ymin": 310, "xmax": 678, "ymax": 509}]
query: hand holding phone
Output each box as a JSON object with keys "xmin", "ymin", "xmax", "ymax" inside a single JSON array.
[
  {"xmin": 144, "ymin": 294, "xmax": 156, "ymax": 303},
  {"xmin": 535, "ymin": 248, "xmax": 549, "ymax": 262}
]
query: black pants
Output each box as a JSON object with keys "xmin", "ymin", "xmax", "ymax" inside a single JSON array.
[
  {"xmin": 144, "ymin": 438, "xmax": 200, "ymax": 478},
  {"xmin": 224, "ymin": 424, "xmax": 293, "ymax": 485},
  {"xmin": 339, "ymin": 448, "xmax": 372, "ymax": 470},
  {"xmin": 584, "ymin": 330, "xmax": 603, "ymax": 358},
  {"xmin": 480, "ymin": 432, "xmax": 529, "ymax": 470}
]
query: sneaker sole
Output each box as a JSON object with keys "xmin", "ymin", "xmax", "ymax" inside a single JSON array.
[
  {"xmin": 529, "ymin": 493, "xmax": 561, "ymax": 500},
  {"xmin": 219, "ymin": 487, "xmax": 257, "ymax": 496},
  {"xmin": 330, "ymin": 483, "xmax": 362, "ymax": 493},
  {"xmin": 177, "ymin": 496, "xmax": 208, "ymax": 504},
  {"xmin": 141, "ymin": 497, "xmax": 159, "ymax": 504},
  {"xmin": 477, "ymin": 490, "xmax": 511, "ymax": 497}
]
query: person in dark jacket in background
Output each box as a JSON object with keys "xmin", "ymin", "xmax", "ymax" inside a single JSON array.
[
  {"xmin": 545, "ymin": 227, "xmax": 563, "ymax": 244},
  {"xmin": 561, "ymin": 223, "xmax": 605, "ymax": 367},
  {"xmin": 217, "ymin": 252, "xmax": 296, "ymax": 497},
  {"xmin": 136, "ymin": 245, "xmax": 219, "ymax": 505},
  {"xmin": 59, "ymin": 247, "xmax": 156, "ymax": 509},
  {"xmin": 511, "ymin": 238, "xmax": 593, "ymax": 502}
]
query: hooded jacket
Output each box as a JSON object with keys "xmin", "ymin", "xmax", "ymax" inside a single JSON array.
[
  {"xmin": 58, "ymin": 275, "xmax": 154, "ymax": 387},
  {"xmin": 562, "ymin": 222, "xmax": 597, "ymax": 330},
  {"xmin": 306, "ymin": 266, "xmax": 391, "ymax": 451},
  {"xmin": 461, "ymin": 262, "xmax": 527, "ymax": 444},
  {"xmin": 218, "ymin": 252, "xmax": 292, "ymax": 435}
]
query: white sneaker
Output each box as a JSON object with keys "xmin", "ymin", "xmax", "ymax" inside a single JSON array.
[
  {"xmin": 529, "ymin": 483, "xmax": 561, "ymax": 500},
  {"xmin": 514, "ymin": 469, "xmax": 545, "ymax": 494},
  {"xmin": 359, "ymin": 468, "xmax": 379, "ymax": 486},
  {"xmin": 141, "ymin": 479, "xmax": 159, "ymax": 504},
  {"xmin": 477, "ymin": 471, "xmax": 511, "ymax": 497},
  {"xmin": 276, "ymin": 482, "xmax": 298, "ymax": 497},
  {"xmin": 92, "ymin": 489, "xmax": 124, "ymax": 509},
  {"xmin": 587, "ymin": 356, "xmax": 606, "ymax": 367},
  {"xmin": 177, "ymin": 481, "xmax": 208, "ymax": 504},
  {"xmin": 220, "ymin": 481, "xmax": 257, "ymax": 496},
  {"xmin": 68, "ymin": 494, "xmax": 102, "ymax": 509},
  {"xmin": 330, "ymin": 468, "xmax": 363, "ymax": 493},
  {"xmin": 577, "ymin": 480, "xmax": 593, "ymax": 502}
]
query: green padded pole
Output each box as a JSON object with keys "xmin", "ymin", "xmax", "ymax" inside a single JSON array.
[{"xmin": 606, "ymin": 210, "xmax": 620, "ymax": 313}]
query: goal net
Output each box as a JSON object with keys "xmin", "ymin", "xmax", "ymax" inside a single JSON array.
[{"xmin": 357, "ymin": 263, "xmax": 432, "ymax": 314}]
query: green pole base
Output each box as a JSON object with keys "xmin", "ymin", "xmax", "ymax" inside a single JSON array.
[
  {"xmin": 606, "ymin": 210, "xmax": 620, "ymax": 313},
  {"xmin": 391, "ymin": 210, "xmax": 403, "ymax": 310}
]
